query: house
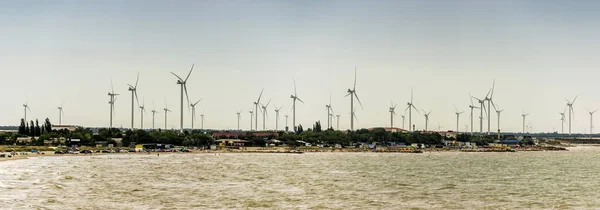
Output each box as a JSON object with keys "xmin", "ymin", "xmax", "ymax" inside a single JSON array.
[
  {"xmin": 215, "ymin": 139, "xmax": 249, "ymax": 148},
  {"xmin": 51, "ymin": 125, "xmax": 78, "ymax": 132},
  {"xmin": 368, "ymin": 127, "xmax": 408, "ymax": 133},
  {"xmin": 438, "ymin": 131, "xmax": 457, "ymax": 139},
  {"xmin": 296, "ymin": 140, "xmax": 311, "ymax": 147}
]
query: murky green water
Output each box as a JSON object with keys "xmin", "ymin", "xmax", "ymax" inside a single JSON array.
[{"xmin": 1, "ymin": 147, "xmax": 600, "ymax": 209}]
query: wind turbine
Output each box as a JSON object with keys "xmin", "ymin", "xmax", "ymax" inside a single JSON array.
[
  {"xmin": 163, "ymin": 102, "xmax": 172, "ymax": 130},
  {"xmin": 190, "ymin": 99, "xmax": 202, "ymax": 130},
  {"xmin": 290, "ymin": 79, "xmax": 304, "ymax": 132},
  {"xmin": 566, "ymin": 96, "xmax": 577, "ymax": 134},
  {"xmin": 454, "ymin": 105, "xmax": 464, "ymax": 133},
  {"xmin": 587, "ymin": 109, "xmax": 597, "ymax": 135},
  {"xmin": 484, "ymin": 80, "xmax": 496, "ymax": 134},
  {"xmin": 274, "ymin": 105, "xmax": 283, "ymax": 131},
  {"xmin": 108, "ymin": 79, "xmax": 119, "ymax": 130},
  {"xmin": 423, "ymin": 109, "xmax": 432, "ymax": 131},
  {"xmin": 57, "ymin": 101, "xmax": 64, "ymax": 125},
  {"xmin": 471, "ymin": 94, "xmax": 486, "ymax": 133},
  {"xmin": 401, "ymin": 114, "xmax": 406, "ymax": 130},
  {"xmin": 236, "ymin": 110, "xmax": 242, "ymax": 130},
  {"xmin": 494, "ymin": 105, "xmax": 504, "ymax": 134},
  {"xmin": 389, "ymin": 102, "xmax": 397, "ymax": 128},
  {"xmin": 249, "ymin": 110, "xmax": 254, "ymax": 130},
  {"xmin": 139, "ymin": 100, "xmax": 146, "ymax": 129},
  {"xmin": 468, "ymin": 94, "xmax": 480, "ymax": 134},
  {"xmin": 559, "ymin": 109, "xmax": 566, "ymax": 134},
  {"xmin": 200, "ymin": 111, "xmax": 205, "ymax": 130},
  {"xmin": 284, "ymin": 114, "xmax": 289, "ymax": 131},
  {"xmin": 260, "ymin": 99, "xmax": 271, "ymax": 130},
  {"xmin": 521, "ymin": 109, "xmax": 530, "ymax": 133},
  {"xmin": 345, "ymin": 69, "xmax": 363, "ymax": 131},
  {"xmin": 127, "ymin": 72, "xmax": 140, "ymax": 129},
  {"xmin": 336, "ymin": 114, "xmax": 341, "ymax": 130},
  {"xmin": 151, "ymin": 107, "xmax": 158, "ymax": 130},
  {"xmin": 253, "ymin": 89, "xmax": 264, "ymax": 131},
  {"xmin": 325, "ymin": 95, "xmax": 335, "ymax": 129},
  {"xmin": 170, "ymin": 64, "xmax": 194, "ymax": 133},
  {"xmin": 23, "ymin": 101, "xmax": 31, "ymax": 123},
  {"xmin": 404, "ymin": 88, "xmax": 420, "ymax": 131}
]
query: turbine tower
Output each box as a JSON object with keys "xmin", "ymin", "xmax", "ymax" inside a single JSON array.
[
  {"xmin": 494, "ymin": 106, "xmax": 504, "ymax": 134},
  {"xmin": 290, "ymin": 79, "xmax": 304, "ymax": 132},
  {"xmin": 163, "ymin": 103, "xmax": 171, "ymax": 130},
  {"xmin": 170, "ymin": 64, "xmax": 194, "ymax": 133},
  {"xmin": 521, "ymin": 110, "xmax": 529, "ymax": 133},
  {"xmin": 108, "ymin": 79, "xmax": 119, "ymax": 130},
  {"xmin": 260, "ymin": 99, "xmax": 271, "ymax": 130},
  {"xmin": 253, "ymin": 89, "xmax": 264, "ymax": 131},
  {"xmin": 23, "ymin": 101, "xmax": 30, "ymax": 123},
  {"xmin": 454, "ymin": 105, "xmax": 464, "ymax": 133},
  {"xmin": 57, "ymin": 102, "xmax": 64, "ymax": 125},
  {"xmin": 274, "ymin": 105, "xmax": 283, "ymax": 131},
  {"xmin": 401, "ymin": 115, "xmax": 406, "ymax": 129},
  {"xmin": 565, "ymin": 96, "xmax": 577, "ymax": 134},
  {"xmin": 190, "ymin": 99, "xmax": 202, "ymax": 130},
  {"xmin": 484, "ymin": 81, "xmax": 495, "ymax": 134},
  {"xmin": 249, "ymin": 110, "xmax": 254, "ymax": 130},
  {"xmin": 336, "ymin": 114, "xmax": 341, "ymax": 130},
  {"xmin": 587, "ymin": 109, "xmax": 597, "ymax": 135},
  {"xmin": 200, "ymin": 112, "xmax": 205, "ymax": 130},
  {"xmin": 389, "ymin": 102, "xmax": 397, "ymax": 128},
  {"xmin": 423, "ymin": 110, "xmax": 432, "ymax": 131},
  {"xmin": 325, "ymin": 95, "xmax": 334, "ymax": 129},
  {"xmin": 284, "ymin": 114, "xmax": 289, "ymax": 131},
  {"xmin": 127, "ymin": 72, "xmax": 140, "ymax": 129},
  {"xmin": 468, "ymin": 94, "xmax": 480, "ymax": 134},
  {"xmin": 236, "ymin": 110, "xmax": 242, "ymax": 130},
  {"xmin": 345, "ymin": 69, "xmax": 363, "ymax": 131},
  {"xmin": 151, "ymin": 108, "xmax": 158, "ymax": 130},
  {"xmin": 404, "ymin": 88, "xmax": 419, "ymax": 131},
  {"xmin": 471, "ymin": 95, "xmax": 486, "ymax": 133},
  {"xmin": 139, "ymin": 100, "xmax": 146, "ymax": 129}
]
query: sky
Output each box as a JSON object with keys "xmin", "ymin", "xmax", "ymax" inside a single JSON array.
[{"xmin": 1, "ymin": 0, "xmax": 600, "ymax": 133}]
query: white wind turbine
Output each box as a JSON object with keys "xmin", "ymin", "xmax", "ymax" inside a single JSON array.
[
  {"xmin": 260, "ymin": 99, "xmax": 271, "ymax": 130},
  {"xmin": 404, "ymin": 88, "xmax": 420, "ymax": 131},
  {"xmin": 483, "ymin": 81, "xmax": 496, "ymax": 134},
  {"xmin": 494, "ymin": 105, "xmax": 504, "ymax": 134},
  {"xmin": 236, "ymin": 110, "xmax": 242, "ymax": 130},
  {"xmin": 274, "ymin": 105, "xmax": 283, "ymax": 131},
  {"xmin": 151, "ymin": 105, "xmax": 159, "ymax": 130},
  {"xmin": 559, "ymin": 108, "xmax": 566, "ymax": 134},
  {"xmin": 587, "ymin": 109, "xmax": 597, "ymax": 135},
  {"xmin": 253, "ymin": 89, "xmax": 264, "ymax": 131},
  {"xmin": 336, "ymin": 114, "xmax": 341, "ymax": 130},
  {"xmin": 345, "ymin": 69, "xmax": 363, "ymax": 131},
  {"xmin": 423, "ymin": 109, "xmax": 432, "ymax": 131},
  {"xmin": 139, "ymin": 99, "xmax": 146, "ymax": 129},
  {"xmin": 290, "ymin": 79, "xmax": 304, "ymax": 132},
  {"xmin": 23, "ymin": 101, "xmax": 31, "ymax": 123},
  {"xmin": 57, "ymin": 101, "xmax": 64, "ymax": 125},
  {"xmin": 471, "ymin": 94, "xmax": 486, "ymax": 133},
  {"xmin": 108, "ymin": 79, "xmax": 119, "ymax": 130},
  {"xmin": 454, "ymin": 105, "xmax": 464, "ymax": 133},
  {"xmin": 200, "ymin": 111, "xmax": 205, "ymax": 130},
  {"xmin": 190, "ymin": 99, "xmax": 202, "ymax": 130},
  {"xmin": 468, "ymin": 94, "xmax": 480, "ymax": 134},
  {"xmin": 127, "ymin": 72, "xmax": 140, "ymax": 129},
  {"xmin": 163, "ymin": 102, "xmax": 172, "ymax": 130},
  {"xmin": 389, "ymin": 102, "xmax": 397, "ymax": 128},
  {"xmin": 565, "ymin": 96, "xmax": 577, "ymax": 134},
  {"xmin": 325, "ymin": 95, "xmax": 335, "ymax": 129},
  {"xmin": 170, "ymin": 64, "xmax": 194, "ymax": 133},
  {"xmin": 284, "ymin": 114, "xmax": 289, "ymax": 131},
  {"xmin": 249, "ymin": 110, "xmax": 254, "ymax": 130},
  {"xmin": 521, "ymin": 109, "xmax": 530, "ymax": 133}
]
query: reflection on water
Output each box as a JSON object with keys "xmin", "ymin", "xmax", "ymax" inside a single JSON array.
[{"xmin": 2, "ymin": 148, "xmax": 600, "ymax": 209}]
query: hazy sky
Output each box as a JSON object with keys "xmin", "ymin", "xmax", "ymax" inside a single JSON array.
[{"xmin": 2, "ymin": 0, "xmax": 600, "ymax": 133}]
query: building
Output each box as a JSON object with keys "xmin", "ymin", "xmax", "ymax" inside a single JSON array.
[
  {"xmin": 367, "ymin": 127, "xmax": 408, "ymax": 133},
  {"xmin": 51, "ymin": 125, "xmax": 78, "ymax": 132}
]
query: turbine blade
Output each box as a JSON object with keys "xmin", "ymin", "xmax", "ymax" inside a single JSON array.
[
  {"xmin": 490, "ymin": 80, "xmax": 495, "ymax": 98},
  {"xmin": 454, "ymin": 105, "xmax": 458, "ymax": 112},
  {"xmin": 469, "ymin": 93, "xmax": 474, "ymax": 106},
  {"xmin": 110, "ymin": 78, "xmax": 115, "ymax": 94},
  {"xmin": 353, "ymin": 67, "xmax": 357, "ymax": 91},
  {"xmin": 170, "ymin": 72, "xmax": 183, "ymax": 82},
  {"xmin": 184, "ymin": 63, "xmax": 194, "ymax": 82},
  {"xmin": 297, "ymin": 97, "xmax": 304, "ymax": 104},
  {"xmin": 184, "ymin": 84, "xmax": 190, "ymax": 107},
  {"xmin": 135, "ymin": 91, "xmax": 139, "ymax": 106},
  {"xmin": 135, "ymin": 72, "xmax": 140, "ymax": 88},
  {"xmin": 354, "ymin": 93, "xmax": 363, "ymax": 109},
  {"xmin": 257, "ymin": 89, "xmax": 264, "ymax": 103},
  {"xmin": 293, "ymin": 77, "xmax": 297, "ymax": 97},
  {"xmin": 572, "ymin": 95, "xmax": 578, "ymax": 104}
]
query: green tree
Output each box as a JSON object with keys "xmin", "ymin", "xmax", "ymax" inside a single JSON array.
[
  {"xmin": 29, "ymin": 120, "xmax": 35, "ymax": 136},
  {"xmin": 18, "ymin": 119, "xmax": 26, "ymax": 135},
  {"xmin": 44, "ymin": 118, "xmax": 52, "ymax": 133},
  {"xmin": 35, "ymin": 119, "xmax": 41, "ymax": 136},
  {"xmin": 313, "ymin": 121, "xmax": 322, "ymax": 132}
]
